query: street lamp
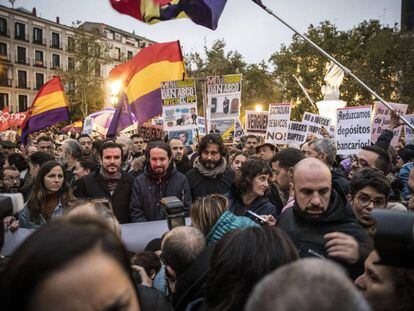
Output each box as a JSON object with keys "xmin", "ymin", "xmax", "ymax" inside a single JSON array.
[
  {"xmin": 109, "ymin": 80, "xmax": 122, "ymax": 108},
  {"xmin": 255, "ymin": 104, "xmax": 263, "ymax": 112}
]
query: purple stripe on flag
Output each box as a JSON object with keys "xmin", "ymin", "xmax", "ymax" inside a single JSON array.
[
  {"xmin": 22, "ymin": 107, "xmax": 69, "ymax": 142},
  {"xmin": 128, "ymin": 89, "xmax": 162, "ymax": 124}
]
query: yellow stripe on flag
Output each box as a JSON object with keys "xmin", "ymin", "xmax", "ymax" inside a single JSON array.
[
  {"xmin": 31, "ymin": 91, "xmax": 68, "ymax": 116},
  {"xmin": 125, "ymin": 60, "xmax": 185, "ymax": 103},
  {"xmin": 222, "ymin": 124, "xmax": 235, "ymax": 140}
]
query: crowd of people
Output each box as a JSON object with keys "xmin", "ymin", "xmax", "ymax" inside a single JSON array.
[{"xmin": 0, "ymin": 113, "xmax": 414, "ymax": 310}]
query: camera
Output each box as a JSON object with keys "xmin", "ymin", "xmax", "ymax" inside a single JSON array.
[
  {"xmin": 371, "ymin": 209, "xmax": 414, "ymax": 269},
  {"xmin": 160, "ymin": 196, "xmax": 186, "ymax": 230}
]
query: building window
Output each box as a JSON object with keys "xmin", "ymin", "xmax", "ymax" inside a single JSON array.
[
  {"xmin": 15, "ymin": 22, "xmax": 26, "ymax": 40},
  {"xmin": 67, "ymin": 36, "xmax": 75, "ymax": 51},
  {"xmin": 51, "ymin": 32, "xmax": 60, "ymax": 48},
  {"xmin": 35, "ymin": 73, "xmax": 44, "ymax": 90},
  {"xmin": 94, "ymin": 64, "xmax": 101, "ymax": 76},
  {"xmin": 52, "ymin": 54, "xmax": 60, "ymax": 69},
  {"xmin": 0, "ymin": 18, "xmax": 7, "ymax": 36},
  {"xmin": 114, "ymin": 47, "xmax": 121, "ymax": 60},
  {"xmin": 0, "ymin": 66, "xmax": 8, "ymax": 87},
  {"xmin": 0, "ymin": 93, "xmax": 8, "ymax": 110},
  {"xmin": 17, "ymin": 70, "xmax": 27, "ymax": 88},
  {"xmin": 0, "ymin": 42, "xmax": 7, "ymax": 60},
  {"xmin": 127, "ymin": 51, "xmax": 133, "ymax": 60},
  {"xmin": 34, "ymin": 50, "xmax": 44, "ymax": 67},
  {"xmin": 68, "ymin": 57, "xmax": 75, "ymax": 70},
  {"xmin": 18, "ymin": 95, "xmax": 28, "ymax": 112},
  {"xmin": 17, "ymin": 46, "xmax": 26, "ymax": 64},
  {"xmin": 33, "ymin": 27, "xmax": 44, "ymax": 44}
]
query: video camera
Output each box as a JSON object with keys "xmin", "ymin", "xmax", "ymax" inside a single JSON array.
[
  {"xmin": 372, "ymin": 209, "xmax": 414, "ymax": 269},
  {"xmin": 0, "ymin": 194, "xmax": 24, "ymax": 250},
  {"xmin": 160, "ymin": 196, "xmax": 186, "ymax": 230}
]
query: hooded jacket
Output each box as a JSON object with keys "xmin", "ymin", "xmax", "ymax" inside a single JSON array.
[
  {"xmin": 225, "ymin": 184, "xmax": 277, "ymax": 218},
  {"xmin": 130, "ymin": 163, "xmax": 192, "ymax": 222},
  {"xmin": 278, "ymin": 186, "xmax": 371, "ymax": 279}
]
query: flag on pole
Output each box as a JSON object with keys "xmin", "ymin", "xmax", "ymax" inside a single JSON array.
[
  {"xmin": 106, "ymin": 93, "xmax": 137, "ymax": 138},
  {"xmin": 109, "ymin": 0, "xmax": 228, "ymax": 30},
  {"xmin": 0, "ymin": 107, "xmax": 10, "ymax": 132},
  {"xmin": 21, "ymin": 76, "xmax": 70, "ymax": 143},
  {"xmin": 109, "ymin": 40, "xmax": 186, "ymax": 124}
]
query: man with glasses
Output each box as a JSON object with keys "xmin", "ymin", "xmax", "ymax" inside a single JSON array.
[
  {"xmin": 349, "ymin": 168, "xmax": 391, "ymax": 236},
  {"xmin": 186, "ymin": 134, "xmax": 234, "ymax": 201},
  {"xmin": 348, "ymin": 145, "xmax": 390, "ymax": 179},
  {"xmin": 0, "ymin": 167, "xmax": 21, "ymax": 193}
]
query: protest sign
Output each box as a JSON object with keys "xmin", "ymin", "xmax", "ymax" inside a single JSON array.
[
  {"xmin": 196, "ymin": 116, "xmax": 206, "ymax": 135},
  {"xmin": 209, "ymin": 119, "xmax": 235, "ymax": 143},
  {"xmin": 336, "ymin": 106, "xmax": 372, "ymax": 155},
  {"xmin": 0, "ymin": 108, "xmax": 28, "ymax": 131},
  {"xmin": 82, "ymin": 115, "xmax": 93, "ymax": 135},
  {"xmin": 234, "ymin": 119, "xmax": 245, "ymax": 142},
  {"xmin": 404, "ymin": 114, "xmax": 414, "ymax": 143},
  {"xmin": 245, "ymin": 110, "xmax": 269, "ymax": 137},
  {"xmin": 265, "ymin": 103, "xmax": 291, "ymax": 144},
  {"xmin": 137, "ymin": 124, "xmax": 165, "ymax": 141},
  {"xmin": 206, "ymin": 74, "xmax": 242, "ymax": 120},
  {"xmin": 371, "ymin": 101, "xmax": 408, "ymax": 147},
  {"xmin": 161, "ymin": 79, "xmax": 198, "ymax": 132},
  {"xmin": 169, "ymin": 129, "xmax": 193, "ymax": 146},
  {"xmin": 286, "ymin": 121, "xmax": 308, "ymax": 146},
  {"xmin": 302, "ymin": 112, "xmax": 332, "ymax": 138}
]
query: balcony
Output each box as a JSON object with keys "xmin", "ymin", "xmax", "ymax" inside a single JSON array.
[
  {"xmin": 15, "ymin": 33, "xmax": 29, "ymax": 42},
  {"xmin": 0, "ymin": 29, "xmax": 10, "ymax": 38},
  {"xmin": 51, "ymin": 64, "xmax": 61, "ymax": 70},
  {"xmin": 66, "ymin": 44, "xmax": 75, "ymax": 52},
  {"xmin": 50, "ymin": 42, "xmax": 62, "ymax": 50},
  {"xmin": 33, "ymin": 59, "xmax": 47, "ymax": 68},
  {"xmin": 33, "ymin": 37, "xmax": 46, "ymax": 46},
  {"xmin": 0, "ymin": 78, "xmax": 12, "ymax": 87},
  {"xmin": 16, "ymin": 82, "xmax": 30, "ymax": 90},
  {"xmin": 0, "ymin": 54, "xmax": 11, "ymax": 63},
  {"xmin": 15, "ymin": 55, "xmax": 30, "ymax": 66}
]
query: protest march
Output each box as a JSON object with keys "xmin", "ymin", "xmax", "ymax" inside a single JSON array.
[{"xmin": 0, "ymin": 1, "xmax": 413, "ymax": 311}]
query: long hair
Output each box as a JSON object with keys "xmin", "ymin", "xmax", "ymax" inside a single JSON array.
[
  {"xmin": 190, "ymin": 194, "xmax": 229, "ymax": 236},
  {"xmin": 27, "ymin": 161, "xmax": 74, "ymax": 220},
  {"xmin": 236, "ymin": 158, "xmax": 273, "ymax": 194}
]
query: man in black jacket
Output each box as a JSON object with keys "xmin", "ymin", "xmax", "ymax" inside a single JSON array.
[
  {"xmin": 169, "ymin": 138, "xmax": 192, "ymax": 175},
  {"xmin": 186, "ymin": 134, "xmax": 234, "ymax": 201},
  {"xmin": 130, "ymin": 141, "xmax": 192, "ymax": 222},
  {"xmin": 74, "ymin": 141, "xmax": 134, "ymax": 224},
  {"xmin": 278, "ymin": 158, "xmax": 371, "ymax": 279}
]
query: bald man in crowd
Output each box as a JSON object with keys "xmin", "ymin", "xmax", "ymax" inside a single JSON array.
[{"xmin": 277, "ymin": 158, "xmax": 371, "ymax": 279}]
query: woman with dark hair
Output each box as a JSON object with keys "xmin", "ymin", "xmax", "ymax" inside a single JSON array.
[
  {"xmin": 225, "ymin": 157, "xmax": 277, "ymax": 219},
  {"xmin": 229, "ymin": 151, "xmax": 247, "ymax": 173},
  {"xmin": 189, "ymin": 226, "xmax": 299, "ymax": 311},
  {"xmin": 0, "ymin": 217, "xmax": 172, "ymax": 311},
  {"xmin": 18, "ymin": 161, "xmax": 75, "ymax": 229}
]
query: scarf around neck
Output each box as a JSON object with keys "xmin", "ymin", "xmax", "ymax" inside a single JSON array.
[
  {"xmin": 194, "ymin": 157, "xmax": 227, "ymax": 179},
  {"xmin": 99, "ymin": 167, "xmax": 121, "ymax": 193}
]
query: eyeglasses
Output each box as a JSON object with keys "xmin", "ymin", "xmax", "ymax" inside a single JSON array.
[
  {"xmin": 350, "ymin": 155, "xmax": 370, "ymax": 168},
  {"xmin": 202, "ymin": 150, "xmax": 220, "ymax": 156},
  {"xmin": 355, "ymin": 194, "xmax": 386, "ymax": 208},
  {"xmin": 3, "ymin": 177, "xmax": 20, "ymax": 183}
]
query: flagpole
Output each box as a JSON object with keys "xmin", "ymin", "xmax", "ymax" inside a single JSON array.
[
  {"xmin": 293, "ymin": 75, "xmax": 317, "ymax": 111},
  {"xmin": 252, "ymin": 0, "xmax": 414, "ymax": 131}
]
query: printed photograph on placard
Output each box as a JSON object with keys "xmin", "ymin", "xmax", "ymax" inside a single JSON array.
[
  {"xmin": 163, "ymin": 105, "xmax": 198, "ymax": 131},
  {"xmin": 209, "ymin": 118, "xmax": 235, "ymax": 141},
  {"xmin": 207, "ymin": 74, "xmax": 242, "ymax": 120},
  {"xmin": 168, "ymin": 129, "xmax": 194, "ymax": 146}
]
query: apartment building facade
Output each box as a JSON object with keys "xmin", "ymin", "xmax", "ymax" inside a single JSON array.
[{"xmin": 0, "ymin": 5, "xmax": 155, "ymax": 113}]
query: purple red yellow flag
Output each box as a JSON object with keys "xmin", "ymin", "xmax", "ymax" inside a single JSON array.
[
  {"xmin": 21, "ymin": 76, "xmax": 70, "ymax": 143},
  {"xmin": 109, "ymin": 0, "xmax": 228, "ymax": 30},
  {"xmin": 109, "ymin": 40, "xmax": 185, "ymax": 123}
]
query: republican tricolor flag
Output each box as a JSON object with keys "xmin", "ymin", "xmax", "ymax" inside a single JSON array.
[
  {"xmin": 21, "ymin": 76, "xmax": 70, "ymax": 143},
  {"xmin": 109, "ymin": 40, "xmax": 185, "ymax": 125}
]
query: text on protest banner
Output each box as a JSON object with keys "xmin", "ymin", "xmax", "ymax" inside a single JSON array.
[
  {"xmin": 371, "ymin": 101, "xmax": 408, "ymax": 147},
  {"xmin": 206, "ymin": 74, "xmax": 242, "ymax": 121},
  {"xmin": 245, "ymin": 110, "xmax": 269, "ymax": 137},
  {"xmin": 404, "ymin": 114, "xmax": 414, "ymax": 143},
  {"xmin": 286, "ymin": 121, "xmax": 308, "ymax": 146},
  {"xmin": 234, "ymin": 118, "xmax": 245, "ymax": 142},
  {"xmin": 302, "ymin": 112, "xmax": 332, "ymax": 138},
  {"xmin": 265, "ymin": 103, "xmax": 291, "ymax": 144},
  {"xmin": 209, "ymin": 118, "xmax": 235, "ymax": 143},
  {"xmin": 336, "ymin": 106, "xmax": 372, "ymax": 156},
  {"xmin": 137, "ymin": 124, "xmax": 165, "ymax": 141},
  {"xmin": 161, "ymin": 79, "xmax": 198, "ymax": 132}
]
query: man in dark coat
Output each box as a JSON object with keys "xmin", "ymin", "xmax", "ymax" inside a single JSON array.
[
  {"xmin": 74, "ymin": 141, "xmax": 134, "ymax": 224},
  {"xmin": 186, "ymin": 134, "xmax": 234, "ymax": 201},
  {"xmin": 130, "ymin": 141, "xmax": 192, "ymax": 222},
  {"xmin": 169, "ymin": 138, "xmax": 192, "ymax": 175},
  {"xmin": 278, "ymin": 158, "xmax": 371, "ymax": 279}
]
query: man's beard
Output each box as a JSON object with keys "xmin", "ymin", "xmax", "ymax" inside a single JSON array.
[
  {"xmin": 200, "ymin": 157, "xmax": 221, "ymax": 169},
  {"xmin": 6, "ymin": 187, "xmax": 19, "ymax": 193}
]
